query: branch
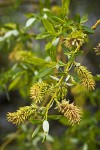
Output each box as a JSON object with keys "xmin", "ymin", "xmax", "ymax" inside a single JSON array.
[{"xmin": 92, "ymin": 19, "xmax": 100, "ymax": 29}]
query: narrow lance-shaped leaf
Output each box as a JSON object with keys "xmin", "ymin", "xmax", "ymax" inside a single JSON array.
[
  {"xmin": 82, "ymin": 26, "xmax": 94, "ymax": 34},
  {"xmin": 42, "ymin": 18, "xmax": 55, "ymax": 34},
  {"xmin": 26, "ymin": 57, "xmax": 55, "ymax": 67},
  {"xmin": 36, "ymin": 66, "xmax": 55, "ymax": 78},
  {"xmin": 29, "ymin": 119, "xmax": 43, "ymax": 125},
  {"xmin": 80, "ymin": 14, "xmax": 88, "ymax": 24},
  {"xmin": 32, "ymin": 125, "xmax": 41, "ymax": 138},
  {"xmin": 8, "ymin": 76, "xmax": 21, "ymax": 91},
  {"xmin": 36, "ymin": 32, "xmax": 50, "ymax": 39},
  {"xmin": 62, "ymin": 0, "xmax": 70, "ymax": 17}
]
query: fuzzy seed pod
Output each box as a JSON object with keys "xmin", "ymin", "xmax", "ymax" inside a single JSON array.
[
  {"xmin": 75, "ymin": 65, "xmax": 95, "ymax": 90},
  {"xmin": 57, "ymin": 100, "xmax": 82, "ymax": 125},
  {"xmin": 30, "ymin": 82, "xmax": 49, "ymax": 103},
  {"xmin": 7, "ymin": 105, "xmax": 37, "ymax": 125}
]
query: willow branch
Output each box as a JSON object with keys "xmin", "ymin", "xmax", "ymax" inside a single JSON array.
[{"xmin": 92, "ymin": 19, "xmax": 100, "ymax": 29}]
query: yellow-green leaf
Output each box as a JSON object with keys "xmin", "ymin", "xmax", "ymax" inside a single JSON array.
[{"xmin": 42, "ymin": 18, "xmax": 55, "ymax": 34}]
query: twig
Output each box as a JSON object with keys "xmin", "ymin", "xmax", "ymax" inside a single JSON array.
[{"xmin": 92, "ymin": 19, "xmax": 100, "ymax": 29}]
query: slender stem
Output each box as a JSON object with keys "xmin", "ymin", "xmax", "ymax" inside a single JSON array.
[
  {"xmin": 44, "ymin": 42, "xmax": 81, "ymax": 120},
  {"xmin": 45, "ymin": 76, "xmax": 64, "ymax": 120}
]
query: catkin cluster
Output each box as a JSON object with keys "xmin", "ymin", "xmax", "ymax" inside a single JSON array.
[
  {"xmin": 30, "ymin": 82, "xmax": 49, "ymax": 103},
  {"xmin": 75, "ymin": 65, "xmax": 95, "ymax": 90},
  {"xmin": 64, "ymin": 31, "xmax": 86, "ymax": 49},
  {"xmin": 49, "ymin": 83, "xmax": 67, "ymax": 101},
  {"xmin": 7, "ymin": 105, "xmax": 37, "ymax": 125},
  {"xmin": 57, "ymin": 100, "xmax": 82, "ymax": 125}
]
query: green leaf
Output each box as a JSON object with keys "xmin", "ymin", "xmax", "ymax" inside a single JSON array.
[
  {"xmin": 47, "ymin": 46, "xmax": 57, "ymax": 61},
  {"xmin": 36, "ymin": 32, "xmax": 50, "ymax": 39},
  {"xmin": 32, "ymin": 125, "xmax": 41, "ymax": 138},
  {"xmin": 62, "ymin": 0, "xmax": 70, "ymax": 16},
  {"xmin": 36, "ymin": 66, "xmax": 55, "ymax": 78},
  {"xmin": 58, "ymin": 60, "xmax": 66, "ymax": 66},
  {"xmin": 45, "ymin": 41, "xmax": 57, "ymax": 61},
  {"xmin": 48, "ymin": 115, "xmax": 62, "ymax": 120},
  {"xmin": 30, "ymin": 119, "xmax": 42, "ymax": 124},
  {"xmin": 51, "ymin": 16, "xmax": 65, "ymax": 23},
  {"xmin": 45, "ymin": 42, "xmax": 52, "ymax": 51},
  {"xmin": 74, "ymin": 14, "xmax": 80, "ymax": 23},
  {"xmin": 68, "ymin": 55, "xmax": 75, "ymax": 64},
  {"xmin": 56, "ymin": 72, "xmax": 67, "ymax": 76},
  {"xmin": 82, "ymin": 26, "xmax": 94, "ymax": 34},
  {"xmin": 94, "ymin": 74, "xmax": 100, "ymax": 81},
  {"xmin": 12, "ymin": 71, "xmax": 26, "ymax": 80},
  {"xmin": 80, "ymin": 14, "xmax": 88, "ymax": 24},
  {"xmin": 26, "ymin": 57, "xmax": 50, "ymax": 66},
  {"xmin": 70, "ymin": 74, "xmax": 80, "ymax": 82},
  {"xmin": 74, "ymin": 51, "xmax": 83, "ymax": 56},
  {"xmin": 26, "ymin": 57, "xmax": 56, "ymax": 68},
  {"xmin": 4, "ymin": 23, "xmax": 17, "ymax": 30},
  {"xmin": 8, "ymin": 76, "xmax": 21, "ymax": 91},
  {"xmin": 42, "ymin": 18, "xmax": 55, "ymax": 34},
  {"xmin": 64, "ymin": 20, "xmax": 74, "ymax": 27},
  {"xmin": 59, "ymin": 116, "xmax": 70, "ymax": 126}
]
